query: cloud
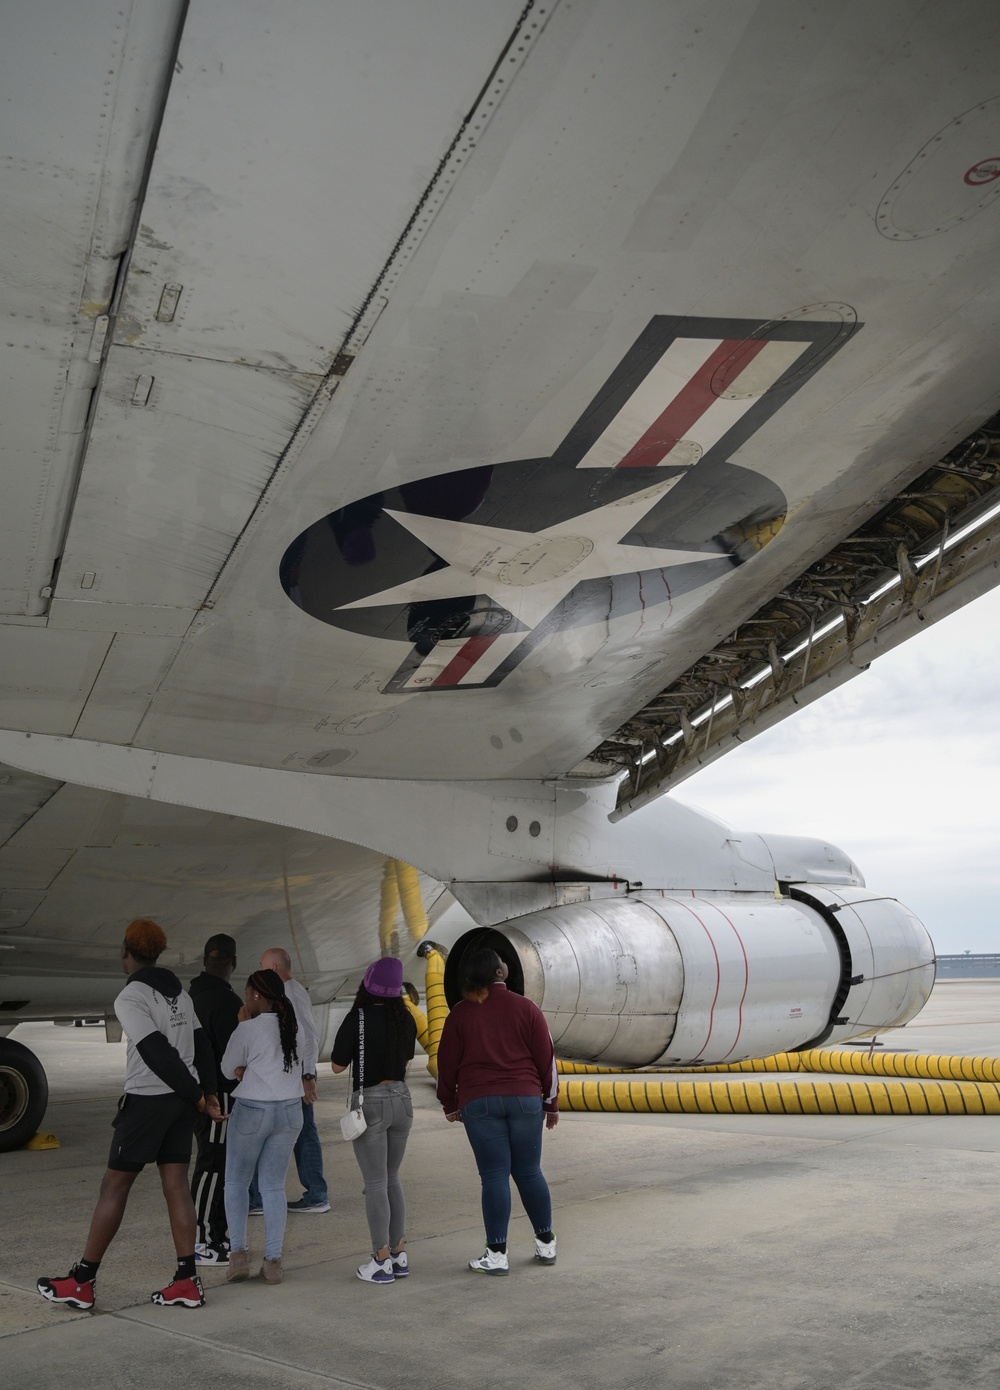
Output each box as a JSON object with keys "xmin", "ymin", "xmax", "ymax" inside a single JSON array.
[{"xmin": 669, "ymin": 583, "xmax": 1000, "ymax": 953}]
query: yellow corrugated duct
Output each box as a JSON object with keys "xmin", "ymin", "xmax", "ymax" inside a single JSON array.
[
  {"xmin": 403, "ymin": 995, "xmax": 430, "ymax": 1050},
  {"xmin": 395, "ymin": 861, "xmax": 430, "ymax": 941},
  {"xmin": 559, "ymin": 1075, "xmax": 1000, "ymax": 1116},
  {"xmin": 419, "ymin": 946, "xmax": 447, "ymax": 1079},
  {"xmin": 378, "ymin": 858, "xmax": 401, "ymax": 955},
  {"xmin": 560, "ymin": 1049, "xmax": 1000, "ymax": 1083},
  {"xmin": 392, "ymin": 862, "xmax": 436, "ymax": 1070},
  {"xmin": 698, "ymin": 1049, "xmax": 1000, "ymax": 1082}
]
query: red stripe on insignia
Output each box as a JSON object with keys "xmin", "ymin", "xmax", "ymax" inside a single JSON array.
[
  {"xmin": 617, "ymin": 336, "xmax": 770, "ymax": 468},
  {"xmin": 431, "ymin": 634, "xmax": 499, "ymax": 687}
]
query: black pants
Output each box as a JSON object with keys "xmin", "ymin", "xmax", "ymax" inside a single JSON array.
[{"xmin": 190, "ymin": 1110, "xmax": 229, "ymax": 1247}]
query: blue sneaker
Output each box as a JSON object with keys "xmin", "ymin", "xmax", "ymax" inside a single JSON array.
[{"xmin": 356, "ymin": 1256, "xmax": 394, "ymax": 1284}]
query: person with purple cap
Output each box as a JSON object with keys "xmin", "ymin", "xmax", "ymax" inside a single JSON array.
[{"xmin": 330, "ymin": 956, "xmax": 417, "ymax": 1284}]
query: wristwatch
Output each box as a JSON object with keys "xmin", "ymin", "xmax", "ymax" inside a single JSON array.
[{"xmin": 302, "ymin": 1072, "xmax": 317, "ymax": 1081}]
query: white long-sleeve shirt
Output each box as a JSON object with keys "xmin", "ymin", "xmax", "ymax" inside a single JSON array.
[{"xmin": 221, "ymin": 1013, "xmax": 304, "ymax": 1101}]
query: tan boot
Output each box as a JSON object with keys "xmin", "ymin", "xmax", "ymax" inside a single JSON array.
[
  {"xmin": 259, "ymin": 1257, "xmax": 283, "ymax": 1285},
  {"xmin": 226, "ymin": 1248, "xmax": 250, "ymax": 1283}
]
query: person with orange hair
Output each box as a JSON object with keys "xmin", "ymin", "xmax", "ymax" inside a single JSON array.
[{"xmin": 37, "ymin": 919, "xmax": 224, "ymax": 1312}]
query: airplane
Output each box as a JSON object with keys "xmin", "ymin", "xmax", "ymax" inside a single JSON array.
[{"xmin": 3, "ymin": 0, "xmax": 1000, "ymax": 1151}]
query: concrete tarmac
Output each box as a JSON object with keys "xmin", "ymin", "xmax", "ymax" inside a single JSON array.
[{"xmin": 4, "ymin": 981, "xmax": 1000, "ymax": 1389}]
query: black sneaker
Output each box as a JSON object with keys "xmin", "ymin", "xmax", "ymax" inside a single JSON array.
[{"xmin": 287, "ymin": 1197, "xmax": 330, "ymax": 1213}]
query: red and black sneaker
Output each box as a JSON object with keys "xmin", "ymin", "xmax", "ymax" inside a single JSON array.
[
  {"xmin": 37, "ymin": 1269, "xmax": 95, "ymax": 1311},
  {"xmin": 151, "ymin": 1274, "xmax": 205, "ymax": 1308}
]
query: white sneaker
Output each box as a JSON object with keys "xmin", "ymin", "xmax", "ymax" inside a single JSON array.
[
  {"xmin": 468, "ymin": 1249, "xmax": 509, "ymax": 1276},
  {"xmin": 356, "ymin": 1256, "xmax": 395, "ymax": 1284},
  {"xmin": 533, "ymin": 1235, "xmax": 557, "ymax": 1265}
]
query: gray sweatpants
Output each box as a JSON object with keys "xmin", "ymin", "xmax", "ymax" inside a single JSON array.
[{"xmin": 350, "ymin": 1082, "xmax": 413, "ymax": 1251}]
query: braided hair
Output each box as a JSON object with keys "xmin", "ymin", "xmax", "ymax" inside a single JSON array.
[{"xmin": 248, "ymin": 968, "xmax": 299, "ymax": 1073}]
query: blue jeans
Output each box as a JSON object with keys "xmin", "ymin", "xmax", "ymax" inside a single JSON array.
[
  {"xmin": 249, "ymin": 1099, "xmax": 327, "ymax": 1207},
  {"xmin": 226, "ymin": 1098, "xmax": 303, "ymax": 1260},
  {"xmin": 293, "ymin": 1099, "xmax": 328, "ymax": 1203},
  {"xmin": 461, "ymin": 1094, "xmax": 552, "ymax": 1245}
]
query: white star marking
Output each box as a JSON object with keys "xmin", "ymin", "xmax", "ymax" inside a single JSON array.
[{"xmin": 338, "ymin": 475, "xmax": 719, "ymax": 631}]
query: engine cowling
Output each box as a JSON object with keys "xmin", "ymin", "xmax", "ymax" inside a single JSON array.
[{"xmin": 444, "ymin": 889, "xmax": 935, "ymax": 1067}]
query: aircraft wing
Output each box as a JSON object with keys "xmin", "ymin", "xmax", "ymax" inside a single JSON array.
[
  {"xmin": 0, "ymin": 768, "xmax": 445, "ymax": 1010},
  {"xmin": 3, "ymin": 1, "xmax": 996, "ymax": 1137},
  {"xmin": 3, "ymin": 0, "xmax": 1000, "ymax": 797}
]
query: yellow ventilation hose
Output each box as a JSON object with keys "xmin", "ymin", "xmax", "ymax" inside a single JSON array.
[
  {"xmin": 559, "ymin": 1075, "xmax": 1000, "ymax": 1116},
  {"xmin": 395, "ymin": 861, "xmax": 430, "ymax": 942},
  {"xmin": 558, "ymin": 1061, "xmax": 623, "ymax": 1074},
  {"xmin": 380, "ymin": 856, "xmax": 431, "ymax": 955},
  {"xmin": 403, "ymin": 995, "xmax": 430, "ymax": 1046},
  {"xmin": 417, "ymin": 946, "xmax": 447, "ymax": 1079},
  {"xmin": 560, "ymin": 1049, "xmax": 1000, "ymax": 1083},
  {"xmin": 378, "ymin": 859, "xmax": 401, "ymax": 955},
  {"xmin": 381, "ymin": 857, "xmax": 437, "ymax": 1064},
  {"xmin": 380, "ymin": 858, "xmax": 438, "ymax": 1071},
  {"xmin": 696, "ymin": 1048, "xmax": 1000, "ymax": 1082}
]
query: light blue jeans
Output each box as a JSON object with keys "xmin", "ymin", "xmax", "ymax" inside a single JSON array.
[
  {"xmin": 249, "ymin": 1100, "xmax": 327, "ymax": 1207},
  {"xmin": 225, "ymin": 1098, "xmax": 303, "ymax": 1260}
]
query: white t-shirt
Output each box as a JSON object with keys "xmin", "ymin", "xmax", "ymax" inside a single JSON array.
[
  {"xmin": 114, "ymin": 974, "xmax": 199, "ymax": 1096},
  {"xmin": 221, "ymin": 1013, "xmax": 304, "ymax": 1101}
]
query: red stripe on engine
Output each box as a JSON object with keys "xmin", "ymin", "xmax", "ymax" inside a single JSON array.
[
  {"xmin": 617, "ymin": 336, "xmax": 770, "ymax": 468},
  {"xmin": 712, "ymin": 904, "xmax": 750, "ymax": 1062},
  {"xmin": 671, "ymin": 897, "xmax": 721, "ymax": 1058},
  {"xmin": 431, "ymin": 634, "xmax": 498, "ymax": 686}
]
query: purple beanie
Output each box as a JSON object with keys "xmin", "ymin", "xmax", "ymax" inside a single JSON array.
[{"xmin": 363, "ymin": 956, "xmax": 403, "ymax": 998}]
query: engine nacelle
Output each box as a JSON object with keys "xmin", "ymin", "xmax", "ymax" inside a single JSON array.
[{"xmin": 444, "ymin": 889, "xmax": 935, "ymax": 1067}]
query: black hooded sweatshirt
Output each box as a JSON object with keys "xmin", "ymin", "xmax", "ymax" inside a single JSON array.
[{"xmin": 189, "ymin": 971, "xmax": 242, "ymax": 1093}]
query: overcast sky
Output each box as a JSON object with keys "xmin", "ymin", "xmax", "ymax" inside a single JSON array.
[{"xmin": 671, "ymin": 583, "xmax": 999, "ymax": 956}]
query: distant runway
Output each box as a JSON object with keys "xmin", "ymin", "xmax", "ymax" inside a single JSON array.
[{"xmin": 4, "ymin": 981, "xmax": 1000, "ymax": 1390}]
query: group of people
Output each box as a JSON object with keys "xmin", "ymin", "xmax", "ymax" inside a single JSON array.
[{"xmin": 36, "ymin": 919, "xmax": 559, "ymax": 1310}]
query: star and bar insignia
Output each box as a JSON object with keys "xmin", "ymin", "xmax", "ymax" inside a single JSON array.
[{"xmin": 280, "ymin": 312, "xmax": 858, "ymax": 692}]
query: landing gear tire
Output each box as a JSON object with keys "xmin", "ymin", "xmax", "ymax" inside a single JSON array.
[{"xmin": 0, "ymin": 1038, "xmax": 48, "ymax": 1152}]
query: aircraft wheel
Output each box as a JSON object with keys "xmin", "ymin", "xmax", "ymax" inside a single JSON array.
[{"xmin": 0, "ymin": 1038, "xmax": 49, "ymax": 1152}]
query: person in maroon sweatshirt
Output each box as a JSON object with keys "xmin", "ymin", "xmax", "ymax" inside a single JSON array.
[{"xmin": 436, "ymin": 947, "xmax": 558, "ymax": 1275}]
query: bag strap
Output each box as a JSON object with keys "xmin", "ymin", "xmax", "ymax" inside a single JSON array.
[{"xmin": 354, "ymin": 1008, "xmax": 365, "ymax": 1109}]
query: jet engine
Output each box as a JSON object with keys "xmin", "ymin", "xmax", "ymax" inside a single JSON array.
[{"xmin": 444, "ymin": 888, "xmax": 935, "ymax": 1067}]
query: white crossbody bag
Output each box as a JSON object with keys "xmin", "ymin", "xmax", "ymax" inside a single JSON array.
[{"xmin": 340, "ymin": 1008, "xmax": 367, "ymax": 1141}]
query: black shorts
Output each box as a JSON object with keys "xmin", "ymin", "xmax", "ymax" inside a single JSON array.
[{"xmin": 108, "ymin": 1093, "xmax": 196, "ymax": 1172}]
